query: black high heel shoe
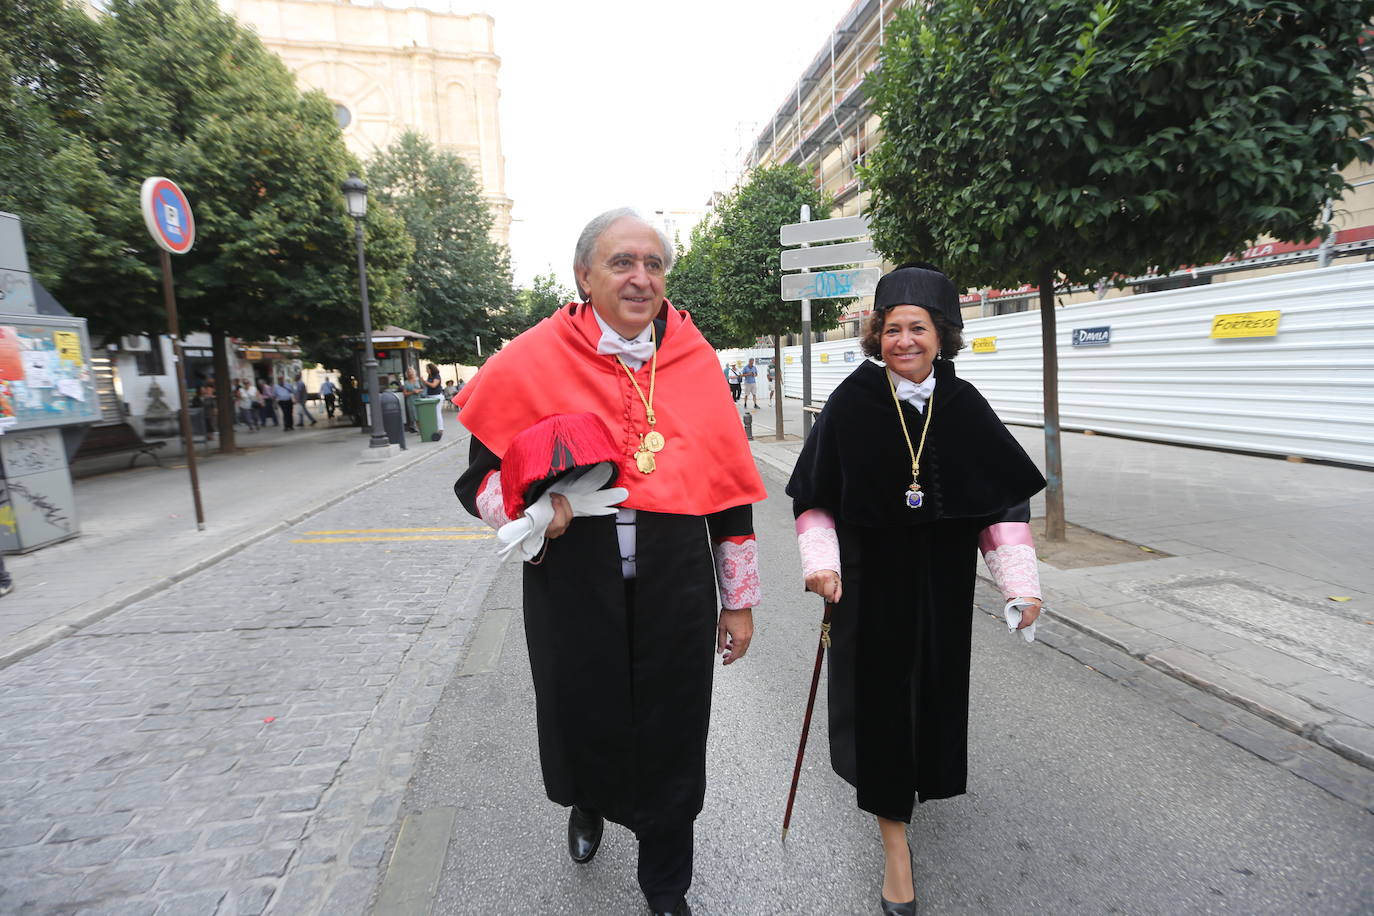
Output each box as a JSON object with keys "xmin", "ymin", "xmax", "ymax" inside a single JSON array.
[{"xmin": 879, "ymin": 895, "xmax": 917, "ymax": 915}]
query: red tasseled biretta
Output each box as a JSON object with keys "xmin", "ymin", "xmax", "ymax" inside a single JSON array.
[{"xmin": 500, "ymin": 412, "xmax": 622, "ymax": 519}]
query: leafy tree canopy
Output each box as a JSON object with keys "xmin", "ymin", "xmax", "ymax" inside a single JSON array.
[
  {"xmin": 711, "ymin": 163, "xmax": 848, "ymax": 340},
  {"xmin": 508, "ymin": 269, "xmax": 574, "ymax": 337},
  {"xmin": 367, "ymin": 130, "xmax": 514, "ymax": 365},
  {"xmin": 862, "ymin": 0, "xmax": 1374, "ymax": 289},
  {"xmin": 666, "ymin": 221, "xmax": 755, "ymax": 349},
  {"xmin": 1, "ymin": 0, "xmax": 413, "ymax": 353}
]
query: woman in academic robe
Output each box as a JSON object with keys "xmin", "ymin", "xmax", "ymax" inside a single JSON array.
[{"xmin": 786, "ymin": 264, "xmax": 1047, "ymax": 915}]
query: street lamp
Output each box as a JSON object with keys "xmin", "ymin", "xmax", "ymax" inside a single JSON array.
[{"xmin": 343, "ymin": 174, "xmax": 389, "ymax": 449}]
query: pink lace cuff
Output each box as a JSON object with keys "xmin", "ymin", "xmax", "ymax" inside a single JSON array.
[
  {"xmin": 475, "ymin": 470, "xmax": 512, "ymax": 530},
  {"xmin": 982, "ymin": 542, "xmax": 1041, "ymax": 600},
  {"xmin": 795, "ymin": 509, "xmax": 840, "ymax": 580},
  {"xmin": 713, "ymin": 536, "xmax": 761, "ymax": 610}
]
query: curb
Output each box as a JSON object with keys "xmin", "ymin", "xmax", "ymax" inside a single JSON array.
[
  {"xmin": 0, "ymin": 434, "xmax": 467, "ymax": 671},
  {"xmin": 1033, "ymin": 586, "xmax": 1374, "ymax": 772}
]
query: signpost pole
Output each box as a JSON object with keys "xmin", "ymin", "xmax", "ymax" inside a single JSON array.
[
  {"xmin": 800, "ymin": 205, "xmax": 813, "ymax": 438},
  {"xmin": 160, "ymin": 249, "xmax": 206, "ymax": 530}
]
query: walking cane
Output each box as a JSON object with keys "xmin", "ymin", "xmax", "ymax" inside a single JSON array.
[{"xmin": 782, "ymin": 600, "xmax": 833, "ymax": 842}]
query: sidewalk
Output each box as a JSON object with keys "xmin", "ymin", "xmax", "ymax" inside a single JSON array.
[
  {"xmin": 743, "ymin": 393, "xmax": 1374, "ymax": 771},
  {"xmin": 0, "ymin": 413, "xmax": 467, "ymax": 669}
]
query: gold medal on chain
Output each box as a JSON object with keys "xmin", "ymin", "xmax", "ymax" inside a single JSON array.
[{"xmin": 618, "ymin": 324, "xmax": 664, "ymax": 474}]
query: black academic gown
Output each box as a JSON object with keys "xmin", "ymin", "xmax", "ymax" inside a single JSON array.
[
  {"xmin": 457, "ymin": 440, "xmax": 752, "ymax": 835},
  {"xmin": 786, "ymin": 359, "xmax": 1045, "ymax": 821}
]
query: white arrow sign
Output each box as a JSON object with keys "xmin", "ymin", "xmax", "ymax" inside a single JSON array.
[
  {"xmin": 781, "ymin": 267, "xmax": 880, "ymax": 301},
  {"xmin": 780, "ymin": 213, "xmax": 871, "ymax": 246},
  {"xmin": 781, "ymin": 239, "xmax": 879, "ymax": 271}
]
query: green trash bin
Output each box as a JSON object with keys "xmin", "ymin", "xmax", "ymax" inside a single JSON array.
[{"xmin": 413, "ymin": 396, "xmax": 443, "ymax": 442}]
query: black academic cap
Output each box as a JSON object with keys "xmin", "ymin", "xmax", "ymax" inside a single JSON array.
[{"xmin": 872, "ymin": 262, "xmax": 964, "ymax": 329}]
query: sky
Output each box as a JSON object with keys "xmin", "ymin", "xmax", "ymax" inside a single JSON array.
[{"xmin": 468, "ymin": 0, "xmax": 863, "ymax": 292}]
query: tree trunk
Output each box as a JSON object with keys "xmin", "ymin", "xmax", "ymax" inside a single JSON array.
[
  {"xmin": 1038, "ymin": 262, "xmax": 1065, "ymax": 541},
  {"xmin": 773, "ymin": 332, "xmax": 785, "ymax": 441},
  {"xmin": 211, "ymin": 325, "xmax": 237, "ymax": 454}
]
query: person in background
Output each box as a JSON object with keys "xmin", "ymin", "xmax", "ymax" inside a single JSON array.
[
  {"xmin": 727, "ymin": 362, "xmax": 742, "ymax": 402},
  {"xmin": 273, "ymin": 377, "xmax": 295, "ymax": 432},
  {"xmin": 423, "ymin": 362, "xmax": 445, "ymax": 433},
  {"xmin": 402, "ymin": 367, "xmax": 422, "ymax": 433},
  {"xmin": 741, "ymin": 358, "xmax": 760, "ymax": 409},
  {"xmin": 234, "ymin": 381, "xmax": 259, "ymax": 433},
  {"xmin": 320, "ymin": 376, "xmax": 338, "ymax": 419},
  {"xmin": 767, "ymin": 361, "xmax": 777, "ymax": 404},
  {"xmin": 257, "ymin": 378, "xmax": 278, "ymax": 427},
  {"xmin": 0, "ymin": 553, "xmax": 13, "ymax": 598},
  {"xmin": 294, "ymin": 375, "xmax": 318, "ymax": 427}
]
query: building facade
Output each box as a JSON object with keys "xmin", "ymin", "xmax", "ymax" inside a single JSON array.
[
  {"xmin": 745, "ymin": 0, "xmax": 1374, "ymax": 332},
  {"xmin": 222, "ymin": 0, "xmax": 513, "ymax": 244}
]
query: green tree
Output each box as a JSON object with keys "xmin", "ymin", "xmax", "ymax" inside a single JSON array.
[
  {"xmin": 508, "ymin": 269, "xmax": 574, "ymax": 337},
  {"xmin": 2, "ymin": 0, "xmax": 414, "ymax": 451},
  {"xmin": 862, "ymin": 0, "xmax": 1374, "ymax": 538},
  {"xmin": 712, "ymin": 163, "xmax": 846, "ymax": 438},
  {"xmin": 367, "ymin": 131, "xmax": 514, "ymax": 365},
  {"xmin": 666, "ymin": 222, "xmax": 756, "ymax": 350}
]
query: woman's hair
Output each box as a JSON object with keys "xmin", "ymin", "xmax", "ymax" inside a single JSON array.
[
  {"xmin": 860, "ymin": 306, "xmax": 965, "ymax": 360},
  {"xmin": 426, "ymin": 363, "xmax": 439, "ymax": 376},
  {"xmin": 406, "ymin": 367, "xmax": 417, "ymax": 378}
]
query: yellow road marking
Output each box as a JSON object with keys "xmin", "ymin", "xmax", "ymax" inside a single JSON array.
[
  {"xmin": 303, "ymin": 527, "xmax": 485, "ymax": 534},
  {"xmin": 292, "ymin": 534, "xmax": 493, "ymax": 543}
]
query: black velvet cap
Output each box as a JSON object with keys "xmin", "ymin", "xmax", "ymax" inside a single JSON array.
[{"xmin": 872, "ymin": 262, "xmax": 964, "ymax": 329}]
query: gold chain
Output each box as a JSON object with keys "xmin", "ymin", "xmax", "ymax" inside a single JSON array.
[
  {"xmin": 886, "ymin": 369, "xmax": 934, "ymax": 489},
  {"xmin": 616, "ymin": 322, "xmax": 657, "ymax": 428}
]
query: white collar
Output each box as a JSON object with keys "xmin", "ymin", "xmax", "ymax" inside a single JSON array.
[
  {"xmin": 592, "ymin": 309, "xmax": 654, "ymax": 370},
  {"xmin": 887, "ymin": 367, "xmax": 936, "ymax": 413}
]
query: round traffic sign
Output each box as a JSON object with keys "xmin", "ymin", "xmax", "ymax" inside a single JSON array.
[{"xmin": 140, "ymin": 177, "xmax": 196, "ymax": 254}]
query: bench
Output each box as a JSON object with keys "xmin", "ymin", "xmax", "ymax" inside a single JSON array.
[{"xmin": 74, "ymin": 422, "xmax": 168, "ymax": 468}]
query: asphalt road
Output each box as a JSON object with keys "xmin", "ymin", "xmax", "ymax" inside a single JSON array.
[{"xmin": 401, "ymin": 460, "xmax": 1374, "ymax": 915}]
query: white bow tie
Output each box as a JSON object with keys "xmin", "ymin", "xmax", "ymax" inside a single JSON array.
[
  {"xmin": 597, "ymin": 331, "xmax": 655, "ymax": 367},
  {"xmin": 892, "ymin": 372, "xmax": 936, "ymax": 411}
]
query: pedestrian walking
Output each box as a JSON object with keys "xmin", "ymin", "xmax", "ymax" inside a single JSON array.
[
  {"xmin": 785, "ymin": 264, "xmax": 1047, "ymax": 915},
  {"xmin": 727, "ymin": 362, "xmax": 742, "ymax": 402},
  {"xmin": 294, "ymin": 375, "xmax": 318, "ymax": 426},
  {"xmin": 423, "ymin": 362, "xmax": 444, "ymax": 433},
  {"xmin": 234, "ymin": 381, "xmax": 259, "ymax": 432},
  {"xmin": 273, "ymin": 377, "xmax": 295, "ymax": 432},
  {"xmin": 767, "ymin": 361, "xmax": 776, "ymax": 404},
  {"xmin": 454, "ymin": 208, "xmax": 766, "ymax": 916},
  {"xmin": 257, "ymin": 379, "xmax": 278, "ymax": 427},
  {"xmin": 742, "ymin": 358, "xmax": 760, "ymax": 408},
  {"xmin": 320, "ymin": 376, "xmax": 337, "ymax": 419}
]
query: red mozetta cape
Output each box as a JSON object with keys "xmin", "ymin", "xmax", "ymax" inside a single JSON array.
[{"xmin": 455, "ymin": 299, "xmax": 766, "ymax": 516}]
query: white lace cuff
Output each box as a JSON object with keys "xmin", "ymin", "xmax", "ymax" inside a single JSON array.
[
  {"xmin": 797, "ymin": 527, "xmax": 840, "ymax": 580},
  {"xmin": 714, "ymin": 537, "xmax": 761, "ymax": 610},
  {"xmin": 475, "ymin": 470, "xmax": 512, "ymax": 531},
  {"xmin": 983, "ymin": 543, "xmax": 1040, "ymax": 601}
]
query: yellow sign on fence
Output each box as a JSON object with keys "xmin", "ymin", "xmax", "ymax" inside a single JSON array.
[
  {"xmin": 972, "ymin": 337, "xmax": 997, "ymax": 353},
  {"xmin": 1210, "ymin": 310, "xmax": 1281, "ymax": 339},
  {"xmin": 53, "ymin": 330, "xmax": 83, "ymax": 366},
  {"xmin": 819, "ymin": 352, "xmax": 830, "ymax": 363}
]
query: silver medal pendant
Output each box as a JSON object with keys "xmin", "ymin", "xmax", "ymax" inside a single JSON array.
[{"xmin": 905, "ymin": 487, "xmax": 923, "ymax": 509}]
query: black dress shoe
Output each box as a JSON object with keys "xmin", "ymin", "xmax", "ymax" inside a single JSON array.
[
  {"xmin": 880, "ymin": 895, "xmax": 917, "ymax": 915},
  {"xmin": 567, "ymin": 806, "xmax": 603, "ymax": 864},
  {"xmin": 648, "ymin": 898, "xmax": 691, "ymax": 916}
]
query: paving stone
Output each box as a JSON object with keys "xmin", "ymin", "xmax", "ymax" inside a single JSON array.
[
  {"xmin": 346, "ymin": 829, "xmax": 390, "ymax": 868},
  {"xmin": 205, "ymin": 822, "xmax": 268, "ymax": 850},
  {"xmin": 0, "ymin": 820, "xmax": 53, "ymax": 848},
  {"xmin": 126, "ymin": 830, "xmax": 202, "ymax": 860},
  {"xmin": 238, "ymin": 844, "xmax": 296, "ymax": 879},
  {"xmin": 153, "ymin": 888, "xmax": 228, "ymax": 916},
  {"xmin": 1315, "ymin": 722, "xmax": 1374, "ymax": 770},
  {"xmin": 318, "ymin": 869, "xmax": 377, "ymax": 916},
  {"xmin": 50, "ymin": 812, "xmax": 137, "ymax": 842},
  {"xmin": 59, "ymin": 835, "xmax": 135, "ymax": 867}
]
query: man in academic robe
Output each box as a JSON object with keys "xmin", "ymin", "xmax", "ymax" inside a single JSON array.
[{"xmin": 454, "ymin": 208, "xmax": 766, "ymax": 916}]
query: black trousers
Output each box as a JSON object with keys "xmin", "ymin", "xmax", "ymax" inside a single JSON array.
[
  {"xmin": 323, "ymin": 394, "xmax": 336, "ymax": 417},
  {"xmin": 278, "ymin": 399, "xmax": 294, "ymax": 430},
  {"xmin": 636, "ymin": 821, "xmax": 694, "ymax": 910}
]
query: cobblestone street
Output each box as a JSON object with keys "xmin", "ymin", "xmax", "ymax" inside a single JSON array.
[{"xmin": 0, "ymin": 441, "xmax": 491, "ymax": 915}]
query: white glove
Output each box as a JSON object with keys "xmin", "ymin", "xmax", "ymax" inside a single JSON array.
[
  {"xmin": 495, "ymin": 463, "xmax": 628, "ymax": 561},
  {"xmin": 1004, "ymin": 598, "xmax": 1040, "ymax": 644}
]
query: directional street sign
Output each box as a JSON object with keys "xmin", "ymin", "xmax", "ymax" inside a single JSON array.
[
  {"xmin": 780, "ymin": 213, "xmax": 871, "ymax": 246},
  {"xmin": 781, "ymin": 239, "xmax": 879, "ymax": 271},
  {"xmin": 781, "ymin": 267, "xmax": 880, "ymax": 301},
  {"xmin": 140, "ymin": 177, "xmax": 196, "ymax": 254}
]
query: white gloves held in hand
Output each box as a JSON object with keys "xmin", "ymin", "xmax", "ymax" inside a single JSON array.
[{"xmin": 496, "ymin": 462, "xmax": 628, "ymax": 561}]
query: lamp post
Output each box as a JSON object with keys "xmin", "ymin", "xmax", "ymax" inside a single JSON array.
[{"xmin": 343, "ymin": 174, "xmax": 389, "ymax": 449}]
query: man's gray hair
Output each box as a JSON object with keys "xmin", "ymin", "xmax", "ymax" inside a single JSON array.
[{"xmin": 573, "ymin": 207, "xmax": 676, "ymax": 300}]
